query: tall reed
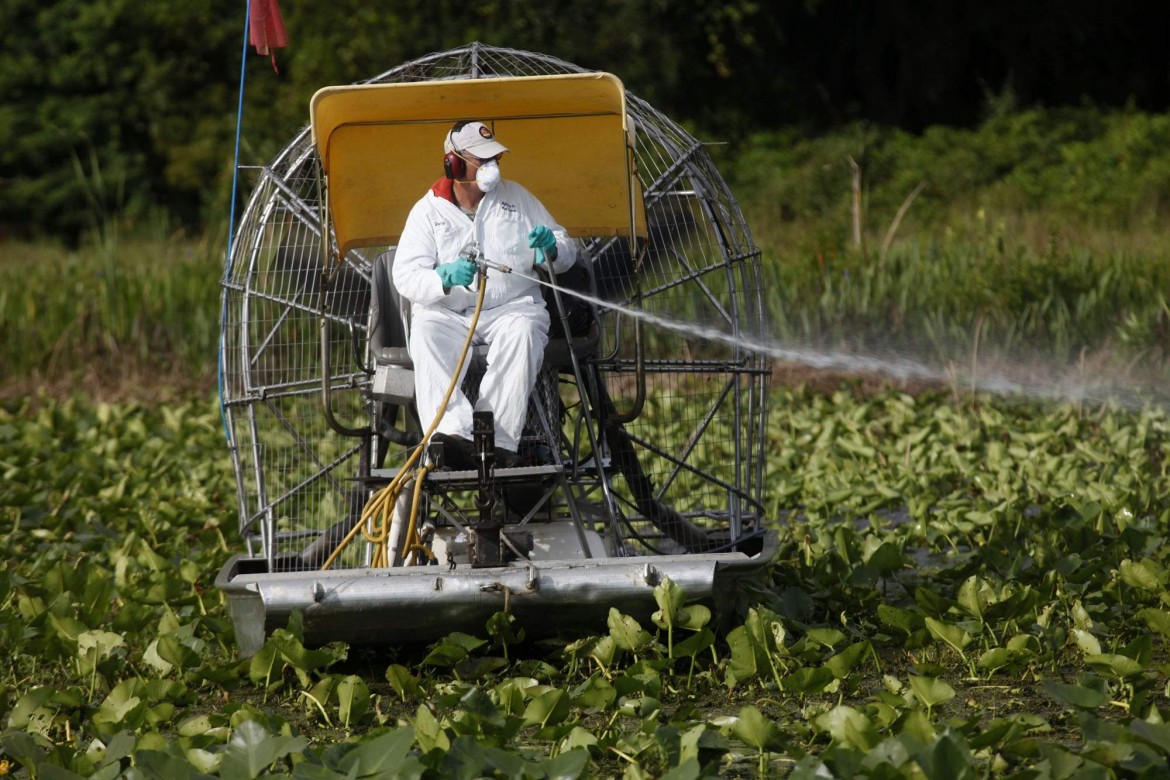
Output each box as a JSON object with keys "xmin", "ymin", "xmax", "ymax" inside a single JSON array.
[{"xmin": 0, "ymin": 233, "xmax": 223, "ymax": 385}]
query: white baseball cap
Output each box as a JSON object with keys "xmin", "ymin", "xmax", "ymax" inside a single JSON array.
[{"xmin": 444, "ymin": 121, "xmax": 509, "ymax": 159}]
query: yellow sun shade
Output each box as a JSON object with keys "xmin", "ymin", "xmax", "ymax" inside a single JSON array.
[{"xmin": 310, "ymin": 73, "xmax": 647, "ymax": 257}]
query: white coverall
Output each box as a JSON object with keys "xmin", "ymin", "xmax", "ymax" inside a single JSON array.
[{"xmin": 393, "ymin": 178, "xmax": 577, "ymax": 452}]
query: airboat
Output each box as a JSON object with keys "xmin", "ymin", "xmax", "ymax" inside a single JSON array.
[{"xmin": 215, "ymin": 44, "xmax": 775, "ymax": 655}]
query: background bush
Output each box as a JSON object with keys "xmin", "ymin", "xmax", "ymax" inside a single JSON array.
[{"xmin": 1, "ymin": 1, "xmax": 1165, "ymax": 242}]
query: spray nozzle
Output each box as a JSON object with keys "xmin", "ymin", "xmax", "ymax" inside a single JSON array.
[{"xmin": 460, "ymin": 241, "xmax": 513, "ymax": 276}]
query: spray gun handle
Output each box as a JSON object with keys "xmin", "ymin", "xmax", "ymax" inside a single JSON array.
[{"xmin": 469, "ymin": 259, "xmax": 486, "ymax": 290}]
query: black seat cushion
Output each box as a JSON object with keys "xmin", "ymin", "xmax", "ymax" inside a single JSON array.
[{"xmin": 542, "ymin": 263, "xmax": 595, "ymax": 339}]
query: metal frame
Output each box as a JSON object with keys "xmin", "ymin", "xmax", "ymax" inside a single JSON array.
[{"xmin": 217, "ymin": 43, "xmax": 772, "ymax": 650}]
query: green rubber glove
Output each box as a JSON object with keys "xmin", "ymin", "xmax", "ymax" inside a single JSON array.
[
  {"xmin": 527, "ymin": 224, "xmax": 558, "ymax": 265},
  {"xmin": 436, "ymin": 258, "xmax": 477, "ymax": 290}
]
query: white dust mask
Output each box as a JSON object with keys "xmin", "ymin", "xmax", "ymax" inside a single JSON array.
[{"xmin": 475, "ymin": 160, "xmax": 500, "ymax": 193}]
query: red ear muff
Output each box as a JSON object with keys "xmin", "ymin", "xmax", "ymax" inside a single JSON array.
[{"xmin": 443, "ymin": 152, "xmax": 466, "ymax": 180}]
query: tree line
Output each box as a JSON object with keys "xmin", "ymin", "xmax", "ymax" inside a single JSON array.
[{"xmin": 1, "ymin": 0, "xmax": 1164, "ymax": 242}]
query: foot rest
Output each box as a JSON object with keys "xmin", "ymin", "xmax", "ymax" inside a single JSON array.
[{"xmin": 369, "ymin": 463, "xmax": 562, "ymax": 486}]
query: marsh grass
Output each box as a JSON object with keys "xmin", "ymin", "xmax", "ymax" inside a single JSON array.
[
  {"xmin": 6, "ymin": 106, "xmax": 1170, "ymax": 400},
  {"xmin": 762, "ymin": 232, "xmax": 1170, "ymax": 359},
  {"xmin": 0, "ymin": 231, "xmax": 223, "ymax": 391},
  {"xmin": 4, "ymin": 218, "xmax": 1168, "ymax": 403}
]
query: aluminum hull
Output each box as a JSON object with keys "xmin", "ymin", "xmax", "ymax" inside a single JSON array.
[{"xmin": 215, "ymin": 535, "xmax": 776, "ymax": 656}]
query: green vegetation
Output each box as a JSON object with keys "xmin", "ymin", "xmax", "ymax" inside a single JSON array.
[
  {"xmin": 721, "ymin": 107, "xmax": 1170, "ymax": 372},
  {"xmin": 2, "ymin": 389, "xmax": 1169, "ymax": 776},
  {"xmin": 0, "ymin": 234, "xmax": 223, "ymax": 390},
  {"xmin": 5, "ymin": 3, "xmax": 1159, "ymax": 242},
  {"xmin": 3, "ymin": 91, "xmax": 1169, "ymax": 777},
  {"xmin": 4, "ymin": 105, "xmax": 1168, "ymax": 395}
]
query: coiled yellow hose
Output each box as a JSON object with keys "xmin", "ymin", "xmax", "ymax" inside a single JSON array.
[{"xmin": 321, "ymin": 273, "xmax": 488, "ymax": 570}]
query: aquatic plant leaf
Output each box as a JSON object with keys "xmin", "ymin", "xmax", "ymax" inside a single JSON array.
[
  {"xmin": 614, "ymin": 669, "xmax": 657, "ymax": 699},
  {"xmin": 1070, "ymin": 600, "xmax": 1094, "ymax": 631},
  {"xmin": 185, "ymin": 747, "xmax": 222, "ymax": 777},
  {"xmin": 826, "ymin": 641, "xmax": 872, "ymax": 679},
  {"xmin": 1041, "ymin": 680, "xmax": 1107, "ymax": 710},
  {"xmin": 1072, "ymin": 628, "xmax": 1102, "ymax": 656},
  {"xmin": 0, "ymin": 732, "xmax": 46, "ymax": 776},
  {"xmin": 335, "ymin": 726, "xmax": 415, "ymax": 776},
  {"xmin": 486, "ymin": 611, "xmax": 524, "ymax": 648},
  {"xmin": 618, "ymin": 695, "xmax": 662, "ymax": 720},
  {"xmin": 925, "ymin": 618, "xmax": 972, "ymax": 654},
  {"xmin": 782, "ymin": 666, "xmax": 835, "ymax": 694},
  {"xmin": 336, "ymin": 675, "xmax": 370, "ymax": 729},
  {"xmin": 908, "ymin": 676, "xmax": 956, "ymax": 709},
  {"xmin": 676, "ymin": 604, "xmax": 712, "ymax": 631},
  {"xmin": 494, "ymin": 677, "xmax": 540, "ymax": 716},
  {"xmin": 589, "ymin": 635, "xmax": 617, "ymax": 669},
  {"xmin": 732, "ymin": 705, "xmax": 785, "ymax": 751},
  {"xmin": 7, "ymin": 687, "xmax": 55, "ymax": 730},
  {"xmin": 266, "ymin": 629, "xmax": 346, "ymax": 687},
  {"xmin": 805, "ymin": 628, "xmax": 847, "ymax": 649},
  {"xmin": 459, "ymin": 686, "xmax": 506, "ymax": 732},
  {"xmin": 539, "ymin": 747, "xmax": 590, "ymax": 780},
  {"xmin": 651, "ymin": 576, "xmax": 685, "ymax": 630},
  {"xmin": 1130, "ymin": 720, "xmax": 1170, "ymax": 756},
  {"xmin": 134, "ymin": 749, "xmax": 215, "ymax": 780},
  {"xmin": 1138, "ymin": 608, "xmax": 1170, "ymax": 640},
  {"xmin": 813, "ymin": 705, "xmax": 878, "ymax": 751},
  {"xmin": 385, "ymin": 664, "xmax": 421, "ymax": 702},
  {"xmin": 77, "ymin": 630, "xmax": 124, "ymax": 662},
  {"xmin": 724, "ymin": 607, "xmax": 786, "ymax": 687},
  {"xmin": 143, "ymin": 639, "xmax": 175, "ymax": 675},
  {"xmin": 247, "ymin": 644, "xmax": 282, "ymax": 691},
  {"xmin": 1083, "ymin": 653, "xmax": 1145, "ymax": 680},
  {"xmin": 559, "ymin": 726, "xmax": 599, "ymax": 755},
  {"xmin": 155, "ymin": 633, "xmax": 202, "ymax": 673},
  {"xmin": 679, "ymin": 722, "xmax": 730, "ymax": 770},
  {"xmin": 421, "ymin": 641, "xmax": 470, "ymax": 668},
  {"xmin": 877, "ymin": 604, "xmax": 924, "ymax": 636},
  {"xmin": 916, "ymin": 730, "xmax": 976, "ymax": 780},
  {"xmin": 724, "ymin": 626, "xmax": 762, "ymax": 687},
  {"xmin": 479, "ymin": 746, "xmax": 531, "ymax": 778},
  {"xmin": 569, "ymin": 673, "xmax": 616, "ymax": 713},
  {"xmin": 672, "ymin": 628, "xmax": 715, "ymax": 659},
  {"xmin": 523, "ymin": 688, "xmax": 570, "ymax": 729},
  {"xmin": 93, "ymin": 680, "xmax": 148, "ymax": 738},
  {"xmin": 454, "ymin": 655, "xmax": 508, "ymax": 681},
  {"xmin": 915, "ymin": 588, "xmax": 953, "ymax": 619},
  {"xmin": 608, "ymin": 608, "xmax": 652, "ymax": 653},
  {"xmin": 438, "ymin": 735, "xmax": 490, "ymax": 780},
  {"xmin": 1121, "ymin": 633, "xmax": 1154, "ymax": 665},
  {"xmin": 864, "ymin": 540, "xmax": 905, "ymax": 574},
  {"xmin": 976, "ymin": 648, "xmax": 1013, "ymax": 673},
  {"xmin": 413, "ymin": 704, "xmax": 450, "ymax": 753},
  {"xmin": 957, "ymin": 576, "xmax": 993, "ymax": 621},
  {"xmin": 515, "ymin": 659, "xmax": 561, "ymax": 682},
  {"xmin": 219, "ymin": 719, "xmax": 308, "ymax": 780},
  {"xmin": 1119, "ymin": 559, "xmax": 1164, "ymax": 592}
]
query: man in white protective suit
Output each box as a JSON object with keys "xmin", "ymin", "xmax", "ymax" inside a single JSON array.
[{"xmin": 392, "ymin": 120, "xmax": 577, "ymax": 469}]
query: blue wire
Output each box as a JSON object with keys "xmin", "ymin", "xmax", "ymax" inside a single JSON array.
[{"xmin": 219, "ymin": 0, "xmax": 252, "ymax": 443}]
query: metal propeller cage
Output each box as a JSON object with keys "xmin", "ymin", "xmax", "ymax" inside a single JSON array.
[{"xmin": 220, "ymin": 43, "xmax": 771, "ymax": 571}]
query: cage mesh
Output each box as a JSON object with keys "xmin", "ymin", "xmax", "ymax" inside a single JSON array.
[{"xmin": 221, "ymin": 43, "xmax": 769, "ymax": 565}]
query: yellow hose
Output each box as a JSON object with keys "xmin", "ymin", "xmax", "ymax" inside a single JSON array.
[
  {"xmin": 401, "ymin": 465, "xmax": 432, "ymax": 565},
  {"xmin": 321, "ymin": 273, "xmax": 488, "ymax": 570}
]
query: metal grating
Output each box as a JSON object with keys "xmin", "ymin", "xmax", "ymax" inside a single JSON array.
[{"xmin": 220, "ymin": 42, "xmax": 770, "ymax": 567}]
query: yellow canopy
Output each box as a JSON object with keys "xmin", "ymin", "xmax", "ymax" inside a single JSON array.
[{"xmin": 310, "ymin": 73, "xmax": 647, "ymax": 256}]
